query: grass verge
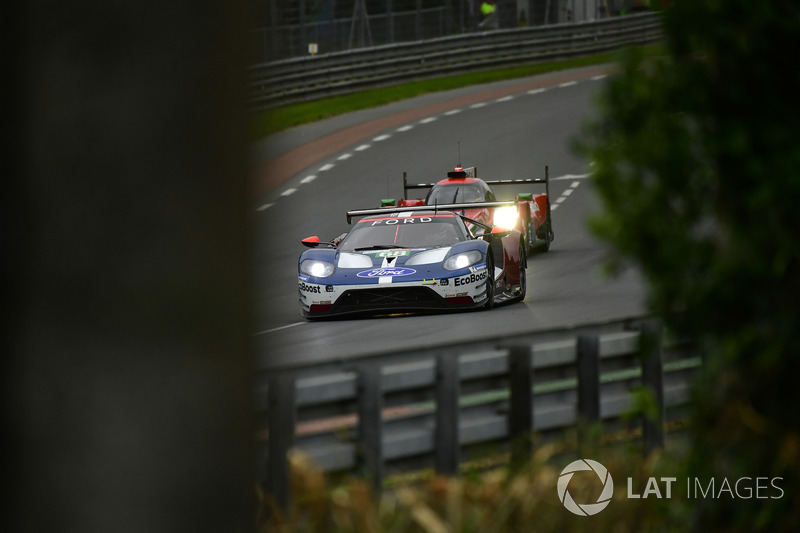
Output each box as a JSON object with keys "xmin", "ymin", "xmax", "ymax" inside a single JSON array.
[{"xmin": 253, "ymin": 45, "xmax": 663, "ymax": 139}]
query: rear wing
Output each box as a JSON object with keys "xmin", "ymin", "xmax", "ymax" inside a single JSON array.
[
  {"xmin": 346, "ymin": 201, "xmax": 516, "ymax": 224},
  {"xmin": 402, "ymin": 166, "xmax": 551, "ymax": 202},
  {"xmin": 402, "ymin": 166, "xmax": 477, "ymax": 197}
]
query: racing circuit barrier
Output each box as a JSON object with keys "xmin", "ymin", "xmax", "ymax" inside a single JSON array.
[
  {"xmin": 257, "ymin": 316, "xmax": 701, "ymax": 509},
  {"xmin": 249, "ymin": 11, "xmax": 662, "ymax": 109}
]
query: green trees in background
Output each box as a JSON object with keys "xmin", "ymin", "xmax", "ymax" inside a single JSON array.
[{"xmin": 579, "ymin": 0, "xmax": 800, "ymax": 529}]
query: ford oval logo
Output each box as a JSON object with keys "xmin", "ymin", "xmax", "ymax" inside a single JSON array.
[{"xmin": 357, "ymin": 268, "xmax": 416, "ymax": 278}]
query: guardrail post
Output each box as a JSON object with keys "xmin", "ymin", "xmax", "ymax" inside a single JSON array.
[
  {"xmin": 435, "ymin": 354, "xmax": 460, "ymax": 475},
  {"xmin": 640, "ymin": 319, "xmax": 666, "ymax": 453},
  {"xmin": 577, "ymin": 335, "xmax": 600, "ymax": 447},
  {"xmin": 508, "ymin": 345, "xmax": 534, "ymax": 464},
  {"xmin": 357, "ymin": 364, "xmax": 384, "ymax": 490},
  {"xmin": 267, "ymin": 374, "xmax": 296, "ymax": 511}
]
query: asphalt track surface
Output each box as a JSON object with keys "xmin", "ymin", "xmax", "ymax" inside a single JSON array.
[{"xmin": 253, "ymin": 65, "xmax": 647, "ymax": 370}]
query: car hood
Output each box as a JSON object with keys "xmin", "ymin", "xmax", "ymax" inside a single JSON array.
[{"xmin": 337, "ymin": 247, "xmax": 451, "ymax": 269}]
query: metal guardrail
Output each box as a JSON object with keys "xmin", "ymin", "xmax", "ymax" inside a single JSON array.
[
  {"xmin": 248, "ymin": 12, "xmax": 662, "ymax": 109},
  {"xmin": 249, "ymin": 6, "xmax": 450, "ymax": 63},
  {"xmin": 257, "ymin": 316, "xmax": 700, "ymax": 509}
]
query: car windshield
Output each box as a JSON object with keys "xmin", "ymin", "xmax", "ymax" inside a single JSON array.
[
  {"xmin": 427, "ymin": 183, "xmax": 485, "ymax": 204},
  {"xmin": 339, "ymin": 215, "xmax": 466, "ymax": 251}
]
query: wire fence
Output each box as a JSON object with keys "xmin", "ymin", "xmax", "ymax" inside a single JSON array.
[{"xmin": 248, "ymin": 0, "xmax": 650, "ymax": 63}]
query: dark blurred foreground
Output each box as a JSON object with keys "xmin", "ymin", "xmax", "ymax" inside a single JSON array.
[{"xmin": 5, "ymin": 2, "xmax": 254, "ymax": 531}]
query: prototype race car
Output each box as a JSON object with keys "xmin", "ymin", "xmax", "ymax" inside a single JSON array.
[
  {"xmin": 297, "ymin": 205, "xmax": 527, "ymax": 318},
  {"xmin": 388, "ymin": 165, "xmax": 554, "ymax": 254}
]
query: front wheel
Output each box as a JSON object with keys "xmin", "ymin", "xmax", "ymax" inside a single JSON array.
[
  {"xmin": 482, "ymin": 252, "xmax": 495, "ymax": 310},
  {"xmin": 514, "ymin": 244, "xmax": 527, "ymax": 302}
]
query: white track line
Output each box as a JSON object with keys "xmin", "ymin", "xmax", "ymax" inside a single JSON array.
[
  {"xmin": 551, "ymin": 173, "xmax": 591, "ymax": 180},
  {"xmin": 258, "ymin": 79, "xmax": 598, "ymax": 212},
  {"xmin": 254, "ymin": 322, "xmax": 305, "ymax": 335},
  {"xmin": 550, "ymin": 180, "xmax": 583, "ymax": 212}
]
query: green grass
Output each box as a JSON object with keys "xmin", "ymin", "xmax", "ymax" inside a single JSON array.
[{"xmin": 252, "ymin": 45, "xmax": 664, "ymax": 139}]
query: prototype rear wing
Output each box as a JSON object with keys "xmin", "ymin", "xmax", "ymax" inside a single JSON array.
[
  {"xmin": 346, "ymin": 201, "xmax": 516, "ymax": 224},
  {"xmin": 402, "ymin": 166, "xmax": 550, "ymax": 202},
  {"xmin": 402, "ymin": 166, "xmax": 477, "ymax": 198}
]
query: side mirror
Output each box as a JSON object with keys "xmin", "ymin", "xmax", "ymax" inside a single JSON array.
[{"xmin": 301, "ymin": 236, "xmax": 321, "ymax": 248}]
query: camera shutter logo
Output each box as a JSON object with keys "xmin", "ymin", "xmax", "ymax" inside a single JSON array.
[{"xmin": 557, "ymin": 459, "xmax": 614, "ymax": 516}]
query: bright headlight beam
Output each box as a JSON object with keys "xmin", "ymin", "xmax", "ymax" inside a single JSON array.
[
  {"xmin": 310, "ymin": 262, "xmax": 328, "ymax": 277},
  {"xmin": 443, "ymin": 250, "xmax": 483, "ymax": 271},
  {"xmin": 300, "ymin": 259, "xmax": 335, "ymax": 278},
  {"xmin": 493, "ymin": 206, "xmax": 518, "ymax": 229},
  {"xmin": 454, "ymin": 254, "xmax": 471, "ymax": 269}
]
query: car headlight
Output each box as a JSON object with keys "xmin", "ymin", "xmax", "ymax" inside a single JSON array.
[
  {"xmin": 493, "ymin": 206, "xmax": 519, "ymax": 229},
  {"xmin": 300, "ymin": 259, "xmax": 335, "ymax": 278},
  {"xmin": 405, "ymin": 248, "xmax": 450, "ymax": 265},
  {"xmin": 337, "ymin": 253, "xmax": 373, "ymax": 268},
  {"xmin": 443, "ymin": 250, "xmax": 483, "ymax": 271}
]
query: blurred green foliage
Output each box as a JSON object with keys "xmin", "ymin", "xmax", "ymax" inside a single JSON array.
[
  {"xmin": 260, "ymin": 444, "xmax": 687, "ymax": 533},
  {"xmin": 578, "ymin": 0, "xmax": 800, "ymax": 530}
]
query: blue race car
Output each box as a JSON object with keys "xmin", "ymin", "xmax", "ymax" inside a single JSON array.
[{"xmin": 297, "ymin": 204, "xmax": 527, "ymax": 318}]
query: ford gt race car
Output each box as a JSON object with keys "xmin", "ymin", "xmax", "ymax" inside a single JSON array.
[
  {"xmin": 391, "ymin": 165, "xmax": 554, "ymax": 255},
  {"xmin": 297, "ymin": 205, "xmax": 526, "ymax": 319}
]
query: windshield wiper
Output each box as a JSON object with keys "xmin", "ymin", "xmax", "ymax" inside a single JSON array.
[{"xmin": 353, "ymin": 244, "xmax": 405, "ymax": 251}]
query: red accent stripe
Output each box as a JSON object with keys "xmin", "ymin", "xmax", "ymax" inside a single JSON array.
[
  {"xmin": 439, "ymin": 178, "xmax": 479, "ymax": 185},
  {"xmin": 445, "ymin": 296, "xmax": 474, "ymax": 305}
]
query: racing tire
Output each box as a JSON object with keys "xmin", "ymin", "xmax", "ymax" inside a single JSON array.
[
  {"xmin": 537, "ymin": 220, "xmax": 552, "ymax": 253},
  {"xmin": 482, "ymin": 251, "xmax": 495, "ymax": 310},
  {"xmin": 514, "ymin": 243, "xmax": 527, "ymax": 302},
  {"xmin": 527, "ymin": 221, "xmax": 535, "ymax": 256},
  {"xmin": 525, "ymin": 212, "xmax": 534, "ymax": 256}
]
